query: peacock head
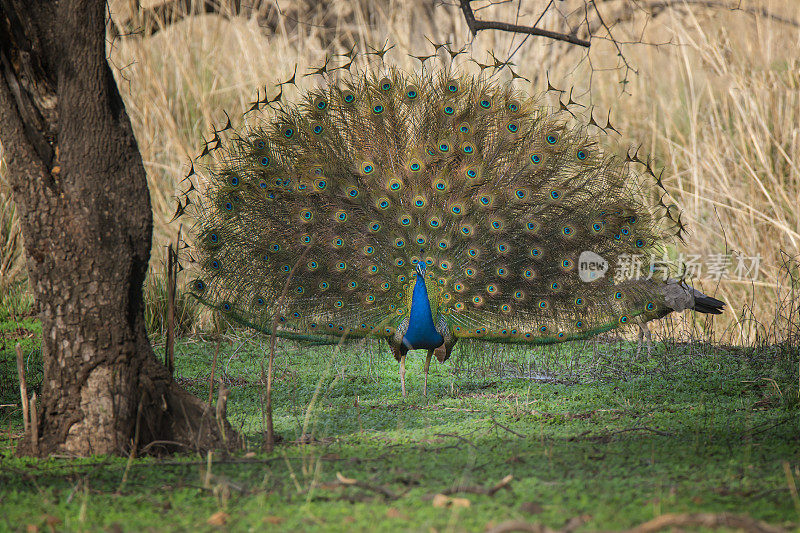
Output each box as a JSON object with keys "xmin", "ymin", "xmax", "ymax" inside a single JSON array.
[{"xmin": 415, "ymin": 260, "xmax": 426, "ymax": 278}]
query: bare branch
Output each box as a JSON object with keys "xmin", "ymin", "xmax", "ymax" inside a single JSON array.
[{"xmin": 459, "ymin": 0, "xmax": 591, "ymax": 47}]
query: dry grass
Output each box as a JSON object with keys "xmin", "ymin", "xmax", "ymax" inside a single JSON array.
[{"xmin": 1, "ymin": 0, "xmax": 798, "ymax": 343}]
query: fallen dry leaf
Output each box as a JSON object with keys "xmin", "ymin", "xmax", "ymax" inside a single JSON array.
[
  {"xmin": 207, "ymin": 511, "xmax": 229, "ymax": 526},
  {"xmin": 432, "ymin": 494, "xmax": 471, "ymax": 508},
  {"xmin": 265, "ymin": 516, "xmax": 284, "ymax": 525}
]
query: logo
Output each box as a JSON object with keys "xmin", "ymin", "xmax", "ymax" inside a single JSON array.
[{"xmin": 578, "ymin": 251, "xmax": 608, "ymax": 282}]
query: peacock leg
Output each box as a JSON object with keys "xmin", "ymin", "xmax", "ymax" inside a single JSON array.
[
  {"xmin": 399, "ymin": 355, "xmax": 407, "ymax": 398},
  {"xmin": 423, "ymin": 350, "xmax": 433, "ymax": 396},
  {"xmin": 636, "ymin": 324, "xmax": 644, "ymax": 358}
]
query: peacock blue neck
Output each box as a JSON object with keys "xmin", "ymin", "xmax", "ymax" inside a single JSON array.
[{"xmin": 402, "ymin": 266, "xmax": 445, "ymax": 351}]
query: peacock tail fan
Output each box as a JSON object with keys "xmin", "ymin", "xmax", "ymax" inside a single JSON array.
[{"xmin": 185, "ymin": 65, "xmax": 679, "ymax": 347}]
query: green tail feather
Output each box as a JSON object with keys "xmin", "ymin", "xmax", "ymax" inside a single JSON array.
[{"xmin": 185, "ymin": 63, "xmax": 678, "ymax": 346}]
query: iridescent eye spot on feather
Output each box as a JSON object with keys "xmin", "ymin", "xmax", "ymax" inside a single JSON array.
[
  {"xmin": 614, "ymin": 291, "xmax": 624, "ymax": 299},
  {"xmin": 348, "ymin": 281, "xmax": 358, "ymax": 289},
  {"xmin": 507, "ymin": 122, "xmax": 519, "ymax": 133},
  {"xmin": 538, "ymin": 300, "xmax": 548, "ymax": 309},
  {"xmin": 396, "ymin": 258, "xmax": 405, "ymax": 267},
  {"xmin": 405, "ymin": 86, "xmax": 418, "ymax": 100},
  {"xmin": 439, "ymin": 260, "xmax": 451, "ymax": 270},
  {"xmin": 550, "ymin": 190, "xmax": 561, "ymax": 200},
  {"xmin": 315, "ymin": 179, "xmax": 327, "ymax": 191},
  {"xmin": 307, "ymin": 260, "xmax": 318, "ymax": 271},
  {"xmin": 224, "ymin": 201, "xmax": 233, "ymax": 211},
  {"xmin": 400, "ymin": 215, "xmax": 412, "ymax": 226},
  {"xmin": 255, "ymin": 140, "xmax": 266, "ymax": 149},
  {"xmin": 514, "ymin": 291, "xmax": 524, "ymax": 300},
  {"xmin": 515, "ymin": 189, "xmax": 526, "ymax": 199},
  {"xmin": 334, "ymin": 300, "xmax": 344, "ymax": 308},
  {"xmin": 416, "ymin": 235, "xmax": 426, "ymax": 245},
  {"xmin": 479, "ymin": 195, "xmax": 492, "ymax": 207},
  {"xmin": 208, "ymin": 232, "xmax": 219, "ymax": 245},
  {"xmin": 562, "ymin": 226, "xmax": 574, "ymax": 237},
  {"xmin": 366, "ymin": 294, "xmax": 375, "ymax": 303},
  {"xmin": 592, "ymin": 222, "xmax": 602, "ymax": 232},
  {"xmin": 523, "ymin": 269, "xmax": 534, "ymax": 279},
  {"xmin": 319, "ymin": 281, "xmax": 329, "ymax": 290},
  {"xmin": 447, "ymin": 81, "xmax": 459, "ymax": 93},
  {"xmin": 388, "ymin": 178, "xmax": 402, "ymax": 191},
  {"xmin": 335, "ymin": 211, "xmax": 348, "ymax": 222},
  {"xmin": 636, "ymin": 238, "xmax": 645, "ymax": 247},
  {"xmin": 546, "ymin": 133, "xmax": 558, "ymax": 144},
  {"xmin": 628, "ymin": 216, "xmax": 638, "ymax": 224},
  {"xmin": 336, "ymin": 262, "xmax": 347, "ymax": 271},
  {"xmin": 332, "ymin": 237, "xmax": 344, "ymax": 248},
  {"xmin": 312, "ymin": 124, "xmax": 323, "ymax": 135},
  {"xmin": 361, "ymin": 161, "xmax": 375, "ymax": 174},
  {"xmin": 551, "ymin": 282, "xmax": 559, "ymax": 291},
  {"xmin": 465, "ymin": 268, "xmax": 476, "ymax": 278},
  {"xmin": 439, "ymin": 142, "xmax": 450, "ymax": 153},
  {"xmin": 454, "ymin": 283, "xmax": 465, "ymax": 292},
  {"xmin": 259, "ymin": 156, "xmax": 270, "ymax": 166},
  {"xmin": 479, "ymin": 98, "xmax": 492, "ymax": 109},
  {"xmin": 525, "ymin": 222, "xmax": 538, "ymax": 233},
  {"xmin": 222, "ymin": 302, "xmax": 231, "ymax": 311},
  {"xmin": 394, "ymin": 238, "xmax": 405, "ymax": 248},
  {"xmin": 283, "ymin": 126, "xmax": 295, "ymax": 139},
  {"xmin": 270, "ymin": 243, "xmax": 281, "ymax": 252},
  {"xmin": 562, "ymin": 259, "xmax": 573, "ymax": 270},
  {"xmin": 210, "ymin": 260, "xmax": 220, "ymax": 270},
  {"xmin": 496, "ymin": 267, "xmax": 507, "ymax": 277},
  {"xmin": 347, "ymin": 187, "xmax": 360, "ymax": 198},
  {"xmin": 300, "ymin": 209, "xmax": 313, "ymax": 221},
  {"xmin": 363, "ymin": 246, "xmax": 375, "ymax": 256},
  {"xmin": 508, "ymin": 102, "xmax": 519, "ymax": 112},
  {"xmin": 575, "ymin": 320, "xmax": 584, "ymax": 328},
  {"xmin": 373, "ymin": 104, "xmax": 384, "ymax": 114},
  {"xmin": 228, "ymin": 176, "xmax": 239, "ymax": 187},
  {"xmin": 575, "ymin": 297, "xmax": 584, "ymax": 306},
  {"xmin": 466, "ymin": 169, "xmax": 477, "ymax": 178},
  {"xmin": 619, "ymin": 315, "xmax": 629, "ymax": 324},
  {"xmin": 296, "ymin": 286, "xmax": 305, "ymax": 295},
  {"xmin": 414, "ymin": 195, "xmax": 427, "ymax": 208},
  {"xmin": 460, "ymin": 224, "xmax": 473, "ymax": 236},
  {"xmin": 530, "ymin": 154, "xmax": 541, "ymax": 164},
  {"xmin": 281, "ymin": 265, "xmax": 290, "ymax": 272},
  {"xmin": 486, "ymin": 285, "xmax": 497, "ymax": 294},
  {"xmin": 301, "ymin": 234, "xmax": 312, "ymax": 244},
  {"xmin": 380, "ymin": 77, "xmax": 392, "ymax": 91},
  {"xmin": 313, "ymin": 96, "xmax": 328, "ymax": 111},
  {"xmin": 531, "ymin": 247, "xmax": 542, "ymax": 258},
  {"xmin": 490, "ymin": 219, "xmax": 503, "ymax": 231},
  {"xmin": 437, "ymin": 240, "xmax": 448, "ymax": 250},
  {"xmin": 433, "ymin": 179, "xmax": 447, "ymax": 191},
  {"xmin": 577, "ymin": 149, "xmax": 588, "ymax": 160},
  {"xmin": 461, "ymin": 142, "xmax": 475, "ymax": 154},
  {"xmin": 444, "ymin": 106, "xmax": 454, "ymax": 115},
  {"xmin": 429, "ymin": 216, "xmax": 441, "ymax": 228},
  {"xmin": 473, "ymin": 295, "xmax": 484, "ymax": 306},
  {"xmin": 459, "ymin": 123, "xmax": 470, "ymax": 134},
  {"xmin": 646, "ymin": 302, "xmax": 655, "ymax": 311},
  {"xmin": 342, "ymin": 91, "xmax": 356, "ymax": 104},
  {"xmin": 451, "ymin": 204, "xmax": 463, "ymax": 215},
  {"xmin": 255, "ymin": 296, "xmax": 265, "ymax": 306},
  {"xmin": 377, "ymin": 197, "xmax": 390, "ymax": 210},
  {"xmin": 369, "ymin": 222, "xmax": 381, "ymax": 232},
  {"xmin": 467, "ymin": 248, "xmax": 478, "ymax": 258},
  {"xmin": 454, "ymin": 303, "xmax": 464, "ymax": 311},
  {"xmin": 540, "ymin": 325, "xmax": 548, "ymax": 333}
]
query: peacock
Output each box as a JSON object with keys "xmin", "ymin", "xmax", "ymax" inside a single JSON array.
[{"xmin": 183, "ymin": 56, "xmax": 724, "ymax": 396}]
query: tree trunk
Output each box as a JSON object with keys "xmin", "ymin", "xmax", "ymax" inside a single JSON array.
[{"xmin": 0, "ymin": 0, "xmax": 237, "ymax": 456}]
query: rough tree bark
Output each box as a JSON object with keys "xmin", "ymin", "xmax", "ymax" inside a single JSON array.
[{"xmin": 0, "ymin": 0, "xmax": 237, "ymax": 456}]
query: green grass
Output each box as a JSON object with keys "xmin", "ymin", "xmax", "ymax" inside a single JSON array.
[{"xmin": 1, "ymin": 322, "xmax": 799, "ymax": 532}]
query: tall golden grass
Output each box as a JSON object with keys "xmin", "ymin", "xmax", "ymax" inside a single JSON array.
[{"xmin": 2, "ymin": 0, "xmax": 798, "ymax": 342}]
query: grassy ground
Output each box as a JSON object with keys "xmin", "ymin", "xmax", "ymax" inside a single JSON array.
[{"xmin": 1, "ymin": 317, "xmax": 798, "ymax": 532}]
